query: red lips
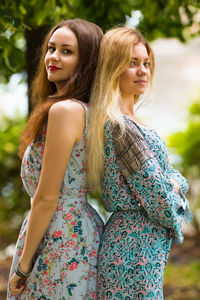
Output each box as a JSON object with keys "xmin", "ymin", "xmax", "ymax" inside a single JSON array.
[{"xmin": 49, "ymin": 66, "xmax": 61, "ymax": 71}]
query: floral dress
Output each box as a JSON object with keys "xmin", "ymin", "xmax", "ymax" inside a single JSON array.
[
  {"xmin": 7, "ymin": 101, "xmax": 104, "ymax": 300},
  {"xmin": 97, "ymin": 116, "xmax": 192, "ymax": 300}
]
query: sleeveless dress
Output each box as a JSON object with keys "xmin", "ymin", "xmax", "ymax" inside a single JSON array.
[
  {"xmin": 97, "ymin": 116, "xmax": 192, "ymax": 300},
  {"xmin": 7, "ymin": 100, "xmax": 104, "ymax": 300}
]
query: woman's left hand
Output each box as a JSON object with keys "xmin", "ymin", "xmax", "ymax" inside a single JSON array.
[
  {"xmin": 9, "ymin": 273, "xmax": 26, "ymax": 295},
  {"xmin": 170, "ymin": 178, "xmax": 181, "ymax": 196}
]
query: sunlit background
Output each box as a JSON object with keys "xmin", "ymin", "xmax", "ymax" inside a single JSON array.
[{"xmin": 0, "ymin": 2, "xmax": 200, "ymax": 299}]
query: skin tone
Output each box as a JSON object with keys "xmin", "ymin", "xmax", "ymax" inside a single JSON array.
[
  {"xmin": 45, "ymin": 26, "xmax": 79, "ymax": 91},
  {"xmin": 119, "ymin": 42, "xmax": 181, "ymax": 193},
  {"xmin": 119, "ymin": 42, "xmax": 151, "ymax": 127},
  {"xmin": 9, "ymin": 27, "xmax": 85, "ymax": 295}
]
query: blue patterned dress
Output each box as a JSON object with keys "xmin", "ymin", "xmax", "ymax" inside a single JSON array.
[
  {"xmin": 7, "ymin": 101, "xmax": 104, "ymax": 300},
  {"xmin": 97, "ymin": 116, "xmax": 192, "ymax": 300}
]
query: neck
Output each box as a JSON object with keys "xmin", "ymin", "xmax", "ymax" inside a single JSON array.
[
  {"xmin": 55, "ymin": 81, "xmax": 65, "ymax": 93},
  {"xmin": 120, "ymin": 95, "xmax": 135, "ymax": 118}
]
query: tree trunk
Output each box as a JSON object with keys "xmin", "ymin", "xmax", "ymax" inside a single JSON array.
[{"xmin": 25, "ymin": 26, "xmax": 49, "ymax": 115}]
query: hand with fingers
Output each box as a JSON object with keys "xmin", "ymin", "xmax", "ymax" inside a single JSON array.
[
  {"xmin": 9, "ymin": 273, "xmax": 26, "ymax": 295},
  {"xmin": 9, "ymin": 262, "xmax": 31, "ymax": 296}
]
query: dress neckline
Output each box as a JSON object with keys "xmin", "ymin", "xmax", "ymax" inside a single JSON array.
[{"xmin": 122, "ymin": 115, "xmax": 153, "ymax": 131}]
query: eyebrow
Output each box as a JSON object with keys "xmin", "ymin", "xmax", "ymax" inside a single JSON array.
[
  {"xmin": 131, "ymin": 57, "xmax": 150, "ymax": 61},
  {"xmin": 48, "ymin": 42, "xmax": 74, "ymax": 47}
]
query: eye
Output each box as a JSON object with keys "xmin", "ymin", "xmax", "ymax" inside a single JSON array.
[
  {"xmin": 129, "ymin": 61, "xmax": 136, "ymax": 67},
  {"xmin": 48, "ymin": 46, "xmax": 55, "ymax": 53},
  {"xmin": 63, "ymin": 49, "xmax": 72, "ymax": 54},
  {"xmin": 144, "ymin": 61, "xmax": 151, "ymax": 67}
]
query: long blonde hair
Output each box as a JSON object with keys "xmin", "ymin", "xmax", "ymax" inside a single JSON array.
[{"xmin": 87, "ymin": 27, "xmax": 154, "ymax": 191}]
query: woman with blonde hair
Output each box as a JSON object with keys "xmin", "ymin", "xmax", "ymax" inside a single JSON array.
[
  {"xmin": 87, "ymin": 27, "xmax": 192, "ymax": 299},
  {"xmin": 8, "ymin": 18, "xmax": 103, "ymax": 299}
]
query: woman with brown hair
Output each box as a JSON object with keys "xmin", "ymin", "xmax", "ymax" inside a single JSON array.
[{"xmin": 7, "ymin": 19, "xmax": 103, "ymax": 299}]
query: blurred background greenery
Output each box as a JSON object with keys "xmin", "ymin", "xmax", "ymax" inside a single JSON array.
[{"xmin": 0, "ymin": 0, "xmax": 200, "ymax": 299}]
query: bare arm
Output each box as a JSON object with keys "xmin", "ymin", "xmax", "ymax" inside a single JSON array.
[{"xmin": 10, "ymin": 100, "xmax": 85, "ymax": 294}]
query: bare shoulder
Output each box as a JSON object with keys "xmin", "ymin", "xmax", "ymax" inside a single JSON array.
[
  {"xmin": 49, "ymin": 99, "xmax": 85, "ymax": 121},
  {"xmin": 48, "ymin": 100, "xmax": 85, "ymax": 142}
]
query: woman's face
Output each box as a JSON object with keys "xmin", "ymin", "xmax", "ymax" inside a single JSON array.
[
  {"xmin": 45, "ymin": 26, "xmax": 79, "ymax": 91},
  {"xmin": 119, "ymin": 43, "xmax": 151, "ymax": 99}
]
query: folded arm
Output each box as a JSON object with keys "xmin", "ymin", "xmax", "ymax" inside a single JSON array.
[{"xmin": 112, "ymin": 120, "xmax": 192, "ymax": 244}]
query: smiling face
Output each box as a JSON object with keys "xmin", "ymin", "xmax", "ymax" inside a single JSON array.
[
  {"xmin": 45, "ymin": 26, "xmax": 79, "ymax": 92},
  {"xmin": 119, "ymin": 43, "xmax": 151, "ymax": 100}
]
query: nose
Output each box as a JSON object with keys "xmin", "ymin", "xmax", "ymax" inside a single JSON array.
[
  {"xmin": 50, "ymin": 50, "xmax": 60, "ymax": 61},
  {"xmin": 137, "ymin": 64, "xmax": 147, "ymax": 76}
]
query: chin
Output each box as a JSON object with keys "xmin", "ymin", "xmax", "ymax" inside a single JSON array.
[{"xmin": 136, "ymin": 88, "xmax": 146, "ymax": 94}]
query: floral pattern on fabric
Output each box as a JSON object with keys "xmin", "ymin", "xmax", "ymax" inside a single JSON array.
[
  {"xmin": 7, "ymin": 101, "xmax": 104, "ymax": 300},
  {"xmin": 97, "ymin": 118, "xmax": 192, "ymax": 299}
]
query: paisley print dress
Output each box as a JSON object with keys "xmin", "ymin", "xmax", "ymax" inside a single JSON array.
[
  {"xmin": 97, "ymin": 116, "xmax": 192, "ymax": 300},
  {"xmin": 7, "ymin": 101, "xmax": 104, "ymax": 300}
]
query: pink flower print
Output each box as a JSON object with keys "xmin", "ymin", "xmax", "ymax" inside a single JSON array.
[
  {"xmin": 54, "ymin": 231, "xmax": 60, "ymax": 238},
  {"xmin": 68, "ymin": 265, "xmax": 73, "ymax": 271},
  {"xmin": 38, "ymin": 141, "xmax": 43, "ymax": 147},
  {"xmin": 91, "ymin": 292, "xmax": 97, "ymax": 298},
  {"xmin": 57, "ymin": 205, "xmax": 62, "ymax": 211},
  {"xmin": 76, "ymin": 153, "xmax": 80, "ymax": 157},
  {"xmin": 50, "ymin": 251, "xmax": 55, "ymax": 259},
  {"xmin": 43, "ymin": 270, "xmax": 48, "ymax": 276},
  {"xmin": 88, "ymin": 270, "xmax": 94, "ymax": 277},
  {"xmin": 19, "ymin": 234, "xmax": 24, "ymax": 240},
  {"xmin": 72, "ymin": 262, "xmax": 78, "ymax": 269},
  {"xmin": 70, "ymin": 207, "xmax": 75, "ymax": 212},
  {"xmin": 53, "ymin": 230, "xmax": 63, "ymax": 238},
  {"xmin": 28, "ymin": 179, "xmax": 33, "ymax": 185},
  {"xmin": 61, "ymin": 271, "xmax": 66, "ymax": 278},
  {"xmin": 45, "ymin": 259, "xmax": 49, "ymax": 264},
  {"xmin": 89, "ymin": 249, "xmax": 98, "ymax": 257},
  {"xmin": 17, "ymin": 249, "xmax": 22, "ymax": 256},
  {"xmin": 58, "ymin": 230, "xmax": 63, "ymax": 237},
  {"xmin": 68, "ymin": 240, "xmax": 76, "ymax": 248},
  {"xmin": 43, "ymin": 278, "xmax": 50, "ymax": 286},
  {"xmin": 70, "ymin": 262, "xmax": 78, "ymax": 270},
  {"xmin": 66, "ymin": 212, "xmax": 73, "ymax": 220},
  {"xmin": 72, "ymin": 233, "xmax": 77, "ymax": 238},
  {"xmin": 71, "ymin": 221, "xmax": 76, "ymax": 226}
]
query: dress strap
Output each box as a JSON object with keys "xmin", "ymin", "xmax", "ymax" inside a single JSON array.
[{"xmin": 72, "ymin": 98, "xmax": 88, "ymax": 134}]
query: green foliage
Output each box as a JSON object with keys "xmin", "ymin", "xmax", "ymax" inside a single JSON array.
[
  {"xmin": 169, "ymin": 96, "xmax": 200, "ymax": 174},
  {"xmin": 0, "ymin": 0, "xmax": 132, "ymax": 83},
  {"xmin": 136, "ymin": 0, "xmax": 200, "ymax": 41},
  {"xmin": 0, "ymin": 0, "xmax": 200, "ymax": 83},
  {"xmin": 164, "ymin": 261, "xmax": 200, "ymax": 299},
  {"xmin": 0, "ymin": 115, "xmax": 29, "ymax": 249},
  {"xmin": 168, "ymin": 94, "xmax": 200, "ymax": 228}
]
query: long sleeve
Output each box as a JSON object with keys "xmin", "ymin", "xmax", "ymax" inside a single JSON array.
[
  {"xmin": 168, "ymin": 164, "xmax": 193, "ymax": 225},
  {"xmin": 112, "ymin": 118, "xmax": 192, "ymax": 244},
  {"xmin": 168, "ymin": 164, "xmax": 189, "ymax": 195}
]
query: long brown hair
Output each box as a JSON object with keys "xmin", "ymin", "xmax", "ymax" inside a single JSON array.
[{"xmin": 19, "ymin": 19, "xmax": 103, "ymax": 159}]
